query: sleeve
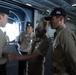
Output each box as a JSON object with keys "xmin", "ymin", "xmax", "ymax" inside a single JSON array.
[
  {"xmin": 18, "ymin": 32, "xmax": 24, "ymax": 45},
  {"xmin": 0, "ymin": 32, "xmax": 7, "ymax": 56},
  {"xmin": 0, "ymin": 38, "xmax": 3, "ymax": 57},
  {"xmin": 59, "ymin": 29, "xmax": 76, "ymax": 70},
  {"xmin": 35, "ymin": 38, "xmax": 49, "ymax": 57},
  {"xmin": 0, "ymin": 30, "xmax": 7, "ymax": 64}
]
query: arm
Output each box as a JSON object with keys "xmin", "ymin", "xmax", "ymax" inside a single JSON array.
[
  {"xmin": 7, "ymin": 52, "xmax": 41, "ymax": 61},
  {"xmin": 60, "ymin": 29, "xmax": 76, "ymax": 69},
  {"xmin": 8, "ymin": 36, "xmax": 49, "ymax": 61}
]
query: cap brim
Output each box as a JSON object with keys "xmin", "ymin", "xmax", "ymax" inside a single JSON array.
[{"xmin": 44, "ymin": 16, "xmax": 51, "ymax": 21}]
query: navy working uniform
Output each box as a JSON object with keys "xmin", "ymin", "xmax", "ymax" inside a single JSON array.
[
  {"xmin": 0, "ymin": 7, "xmax": 9, "ymax": 75},
  {"xmin": 18, "ymin": 32, "xmax": 35, "ymax": 53},
  {"xmin": 18, "ymin": 22, "xmax": 35, "ymax": 75},
  {"xmin": 52, "ymin": 26, "xmax": 76, "ymax": 75},
  {"xmin": 0, "ymin": 29, "xmax": 7, "ymax": 75},
  {"xmin": 27, "ymin": 19, "xmax": 50, "ymax": 75},
  {"xmin": 45, "ymin": 7, "xmax": 76, "ymax": 75},
  {"xmin": 28, "ymin": 35, "xmax": 49, "ymax": 75}
]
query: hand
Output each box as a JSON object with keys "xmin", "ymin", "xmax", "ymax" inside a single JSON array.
[
  {"xmin": 7, "ymin": 53, "xmax": 19, "ymax": 61},
  {"xmin": 2, "ymin": 52, "xmax": 8, "ymax": 58}
]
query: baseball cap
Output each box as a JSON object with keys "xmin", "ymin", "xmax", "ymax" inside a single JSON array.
[
  {"xmin": 51, "ymin": 7, "xmax": 67, "ymax": 17},
  {"xmin": 0, "ymin": 7, "xmax": 9, "ymax": 15},
  {"xmin": 26, "ymin": 21, "xmax": 33, "ymax": 28},
  {"xmin": 44, "ymin": 7, "xmax": 67, "ymax": 21}
]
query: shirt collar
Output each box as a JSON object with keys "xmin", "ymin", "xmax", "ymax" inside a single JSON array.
[{"xmin": 56, "ymin": 24, "xmax": 66, "ymax": 33}]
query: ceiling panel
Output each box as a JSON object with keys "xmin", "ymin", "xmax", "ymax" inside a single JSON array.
[
  {"xmin": 18, "ymin": 0, "xmax": 76, "ymax": 22},
  {"xmin": 1, "ymin": 0, "xmax": 76, "ymax": 24}
]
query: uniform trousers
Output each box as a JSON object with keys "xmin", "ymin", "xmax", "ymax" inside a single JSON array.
[
  {"xmin": 18, "ymin": 51, "xmax": 28, "ymax": 75},
  {"xmin": 0, "ymin": 63, "xmax": 6, "ymax": 75},
  {"xmin": 28, "ymin": 61, "xmax": 44, "ymax": 75}
]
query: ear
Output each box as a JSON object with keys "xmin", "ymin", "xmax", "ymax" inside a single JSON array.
[
  {"xmin": 0, "ymin": 14, "xmax": 2, "ymax": 20},
  {"xmin": 0, "ymin": 15, "xmax": 1, "ymax": 20},
  {"xmin": 60, "ymin": 16, "xmax": 64, "ymax": 21}
]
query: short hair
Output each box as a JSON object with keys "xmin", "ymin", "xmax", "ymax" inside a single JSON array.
[{"xmin": 0, "ymin": 7, "xmax": 9, "ymax": 15}]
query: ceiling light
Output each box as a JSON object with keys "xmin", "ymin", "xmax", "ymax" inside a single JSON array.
[
  {"xmin": 72, "ymin": 4, "xmax": 76, "ymax": 6},
  {"xmin": 47, "ymin": 10, "xmax": 50, "ymax": 12},
  {"xmin": 26, "ymin": 3, "xmax": 32, "ymax": 6},
  {"xmin": 67, "ymin": 18, "xmax": 70, "ymax": 20}
]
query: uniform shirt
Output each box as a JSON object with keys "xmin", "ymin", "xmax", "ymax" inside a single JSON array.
[
  {"xmin": 18, "ymin": 32, "xmax": 35, "ymax": 52},
  {"xmin": 28, "ymin": 35, "xmax": 49, "ymax": 75},
  {"xmin": 0, "ymin": 29, "xmax": 7, "ymax": 64},
  {"xmin": 52, "ymin": 26, "xmax": 76, "ymax": 75},
  {"xmin": 18, "ymin": 32, "xmax": 26, "ymax": 45}
]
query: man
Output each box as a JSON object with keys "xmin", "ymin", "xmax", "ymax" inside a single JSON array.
[
  {"xmin": 0, "ymin": 7, "xmax": 9, "ymax": 75},
  {"xmin": 18, "ymin": 22, "xmax": 35, "ymax": 75},
  {"xmin": 45, "ymin": 7, "xmax": 76, "ymax": 75},
  {"xmin": 7, "ymin": 19, "xmax": 49, "ymax": 75}
]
